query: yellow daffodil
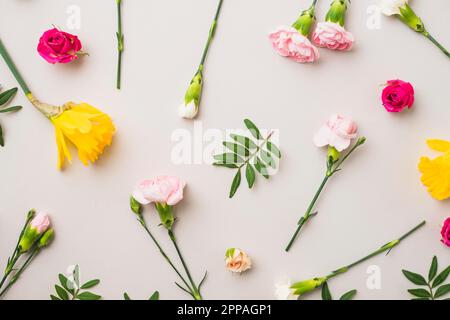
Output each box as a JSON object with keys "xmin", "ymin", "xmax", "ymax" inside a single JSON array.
[
  {"xmin": 28, "ymin": 95, "xmax": 115, "ymax": 169},
  {"xmin": 418, "ymin": 139, "xmax": 450, "ymax": 201},
  {"xmin": 51, "ymin": 102, "xmax": 115, "ymax": 169},
  {"xmin": 0, "ymin": 38, "xmax": 116, "ymax": 170}
]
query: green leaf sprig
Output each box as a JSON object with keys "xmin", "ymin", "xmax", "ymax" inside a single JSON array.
[
  {"xmin": 321, "ymin": 282, "xmax": 357, "ymax": 300},
  {"xmin": 0, "ymin": 86, "xmax": 22, "ymax": 146},
  {"xmin": 51, "ymin": 265, "xmax": 101, "ymax": 300},
  {"xmin": 213, "ymin": 119, "xmax": 281, "ymax": 198},
  {"xmin": 402, "ymin": 256, "xmax": 450, "ymax": 300}
]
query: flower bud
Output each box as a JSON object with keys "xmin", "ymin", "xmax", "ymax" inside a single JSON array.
[
  {"xmin": 225, "ymin": 248, "xmax": 252, "ymax": 273},
  {"xmin": 325, "ymin": 0, "xmax": 349, "ymax": 26},
  {"xmin": 356, "ymin": 136, "xmax": 367, "ymax": 146},
  {"xmin": 327, "ymin": 146, "xmax": 341, "ymax": 163},
  {"xmin": 291, "ymin": 277, "xmax": 327, "ymax": 296},
  {"xmin": 19, "ymin": 212, "xmax": 51, "ymax": 253},
  {"xmin": 130, "ymin": 196, "xmax": 143, "ymax": 215},
  {"xmin": 398, "ymin": 4, "xmax": 425, "ymax": 33},
  {"xmin": 179, "ymin": 72, "xmax": 203, "ymax": 119},
  {"xmin": 155, "ymin": 203, "xmax": 175, "ymax": 230},
  {"xmin": 38, "ymin": 229, "xmax": 54, "ymax": 248},
  {"xmin": 292, "ymin": 5, "xmax": 316, "ymax": 37}
]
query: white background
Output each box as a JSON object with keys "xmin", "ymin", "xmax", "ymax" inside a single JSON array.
[{"xmin": 0, "ymin": 0, "xmax": 449, "ymax": 300}]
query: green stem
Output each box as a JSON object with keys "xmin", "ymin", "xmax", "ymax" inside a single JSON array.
[
  {"xmin": 285, "ymin": 174, "xmax": 329, "ymax": 252},
  {"xmin": 285, "ymin": 138, "xmax": 366, "ymax": 252},
  {"xmin": 168, "ymin": 230, "xmax": 202, "ymax": 300},
  {"xmin": 137, "ymin": 216, "xmax": 195, "ymax": 298},
  {"xmin": 116, "ymin": 0, "xmax": 124, "ymax": 89},
  {"xmin": 0, "ymin": 38, "xmax": 32, "ymax": 95},
  {"xmin": 198, "ymin": 0, "xmax": 224, "ymax": 69},
  {"xmin": 0, "ymin": 211, "xmax": 34, "ymax": 290},
  {"xmin": 0, "ymin": 249, "xmax": 38, "ymax": 298},
  {"xmin": 423, "ymin": 31, "xmax": 450, "ymax": 58},
  {"xmin": 326, "ymin": 221, "xmax": 426, "ymax": 280},
  {"xmin": 332, "ymin": 139, "xmax": 365, "ymax": 173}
]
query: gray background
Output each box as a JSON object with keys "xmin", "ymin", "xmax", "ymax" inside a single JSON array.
[{"xmin": 0, "ymin": 0, "xmax": 449, "ymax": 300}]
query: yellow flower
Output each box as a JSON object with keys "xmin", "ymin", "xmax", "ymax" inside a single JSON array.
[
  {"xmin": 418, "ymin": 139, "xmax": 450, "ymax": 201},
  {"xmin": 51, "ymin": 102, "xmax": 115, "ymax": 169}
]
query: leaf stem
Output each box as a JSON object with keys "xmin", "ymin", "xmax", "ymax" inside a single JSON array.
[
  {"xmin": 168, "ymin": 230, "xmax": 202, "ymax": 300},
  {"xmin": 116, "ymin": 0, "xmax": 124, "ymax": 89},
  {"xmin": 0, "ymin": 38, "xmax": 32, "ymax": 95},
  {"xmin": 423, "ymin": 31, "xmax": 450, "ymax": 58},
  {"xmin": 137, "ymin": 215, "xmax": 196, "ymax": 298},
  {"xmin": 198, "ymin": 0, "xmax": 224, "ymax": 70},
  {"xmin": 238, "ymin": 131, "xmax": 273, "ymax": 169}
]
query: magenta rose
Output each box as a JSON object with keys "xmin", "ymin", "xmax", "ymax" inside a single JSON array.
[
  {"xmin": 381, "ymin": 79, "xmax": 415, "ymax": 113},
  {"xmin": 441, "ymin": 217, "xmax": 450, "ymax": 247},
  {"xmin": 37, "ymin": 28, "xmax": 83, "ymax": 64}
]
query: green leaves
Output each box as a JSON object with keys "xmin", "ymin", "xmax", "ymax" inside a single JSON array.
[
  {"xmin": 402, "ymin": 270, "xmax": 427, "ymax": 286},
  {"xmin": 77, "ymin": 291, "xmax": 101, "ymax": 300},
  {"xmin": 213, "ymin": 119, "xmax": 280, "ymax": 198},
  {"xmin": 321, "ymin": 282, "xmax": 332, "ymax": 300},
  {"xmin": 340, "ymin": 290, "xmax": 357, "ymax": 300},
  {"xmin": 0, "ymin": 87, "xmax": 18, "ymax": 105},
  {"xmin": 149, "ymin": 291, "xmax": 160, "ymax": 300},
  {"xmin": 245, "ymin": 163, "xmax": 255, "ymax": 188},
  {"xmin": 229, "ymin": 169, "xmax": 241, "ymax": 198},
  {"xmin": 321, "ymin": 282, "xmax": 357, "ymax": 301},
  {"xmin": 50, "ymin": 265, "xmax": 101, "ymax": 301},
  {"xmin": 407, "ymin": 288, "xmax": 431, "ymax": 298},
  {"xmin": 0, "ymin": 86, "xmax": 22, "ymax": 147},
  {"xmin": 403, "ymin": 256, "xmax": 450, "ymax": 300},
  {"xmin": 432, "ymin": 265, "xmax": 450, "ymax": 288},
  {"xmin": 429, "ymin": 256, "xmax": 438, "ymax": 281},
  {"xmin": 244, "ymin": 119, "xmax": 261, "ymax": 140},
  {"xmin": 124, "ymin": 291, "xmax": 160, "ymax": 300}
]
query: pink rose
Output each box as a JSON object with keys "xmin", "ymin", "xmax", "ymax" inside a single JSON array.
[
  {"xmin": 441, "ymin": 217, "xmax": 450, "ymax": 247},
  {"xmin": 133, "ymin": 176, "xmax": 185, "ymax": 206},
  {"xmin": 30, "ymin": 212, "xmax": 51, "ymax": 234},
  {"xmin": 269, "ymin": 26, "xmax": 319, "ymax": 63},
  {"xmin": 381, "ymin": 79, "xmax": 415, "ymax": 113},
  {"xmin": 312, "ymin": 22, "xmax": 354, "ymax": 51},
  {"xmin": 314, "ymin": 114, "xmax": 358, "ymax": 151},
  {"xmin": 37, "ymin": 28, "xmax": 83, "ymax": 64}
]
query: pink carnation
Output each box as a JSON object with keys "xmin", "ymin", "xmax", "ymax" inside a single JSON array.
[
  {"xmin": 269, "ymin": 26, "xmax": 319, "ymax": 63},
  {"xmin": 314, "ymin": 114, "xmax": 358, "ymax": 151},
  {"xmin": 312, "ymin": 22, "xmax": 354, "ymax": 51},
  {"xmin": 133, "ymin": 176, "xmax": 185, "ymax": 206}
]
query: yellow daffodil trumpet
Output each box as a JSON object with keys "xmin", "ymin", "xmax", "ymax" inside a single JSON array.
[
  {"xmin": 419, "ymin": 139, "xmax": 450, "ymax": 201},
  {"xmin": 0, "ymin": 38, "xmax": 115, "ymax": 169}
]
